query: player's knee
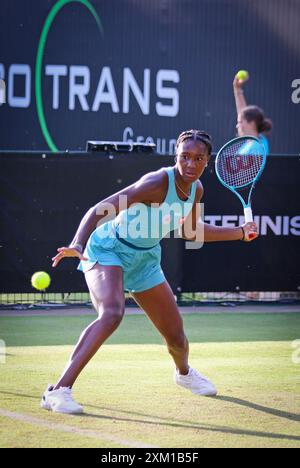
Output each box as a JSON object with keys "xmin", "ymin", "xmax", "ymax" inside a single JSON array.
[{"xmin": 98, "ymin": 302, "xmax": 125, "ymax": 328}]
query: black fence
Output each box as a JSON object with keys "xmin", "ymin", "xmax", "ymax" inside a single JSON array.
[{"xmin": 0, "ymin": 151, "xmax": 299, "ymax": 296}]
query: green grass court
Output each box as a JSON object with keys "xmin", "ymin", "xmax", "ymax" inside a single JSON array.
[{"xmin": 0, "ymin": 310, "xmax": 300, "ymax": 448}]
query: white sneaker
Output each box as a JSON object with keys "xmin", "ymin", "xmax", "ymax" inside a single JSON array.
[
  {"xmin": 174, "ymin": 367, "xmax": 217, "ymax": 396},
  {"xmin": 41, "ymin": 385, "xmax": 84, "ymax": 414}
]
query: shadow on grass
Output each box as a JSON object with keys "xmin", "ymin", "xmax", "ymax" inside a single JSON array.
[
  {"xmin": 82, "ymin": 410, "xmax": 300, "ymax": 443},
  {"xmin": 215, "ymin": 396, "xmax": 300, "ymax": 422},
  {"xmin": 1, "ymin": 390, "xmax": 300, "ymax": 443}
]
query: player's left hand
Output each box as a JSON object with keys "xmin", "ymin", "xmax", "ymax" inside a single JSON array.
[
  {"xmin": 51, "ymin": 246, "xmax": 88, "ymax": 267},
  {"xmin": 242, "ymin": 222, "xmax": 258, "ymax": 242}
]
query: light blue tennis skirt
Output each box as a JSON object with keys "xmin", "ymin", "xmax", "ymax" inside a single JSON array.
[{"xmin": 77, "ymin": 222, "xmax": 166, "ymax": 293}]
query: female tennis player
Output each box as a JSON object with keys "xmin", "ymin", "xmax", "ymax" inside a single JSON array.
[
  {"xmin": 233, "ymin": 72, "xmax": 272, "ymax": 300},
  {"xmin": 233, "ymin": 72, "xmax": 273, "ymax": 152},
  {"xmin": 41, "ymin": 130, "xmax": 258, "ymax": 414}
]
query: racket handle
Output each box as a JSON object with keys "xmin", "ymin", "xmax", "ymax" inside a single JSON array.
[{"xmin": 244, "ymin": 206, "xmax": 253, "ymax": 223}]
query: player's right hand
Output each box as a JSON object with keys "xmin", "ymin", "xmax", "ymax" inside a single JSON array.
[
  {"xmin": 52, "ymin": 247, "xmax": 88, "ymax": 267},
  {"xmin": 233, "ymin": 73, "xmax": 249, "ymax": 89},
  {"xmin": 242, "ymin": 222, "xmax": 258, "ymax": 242}
]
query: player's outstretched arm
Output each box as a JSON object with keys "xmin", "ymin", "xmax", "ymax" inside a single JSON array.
[
  {"xmin": 180, "ymin": 182, "xmax": 258, "ymax": 243},
  {"xmin": 52, "ymin": 171, "xmax": 166, "ymax": 267},
  {"xmin": 233, "ymin": 72, "xmax": 249, "ymax": 117}
]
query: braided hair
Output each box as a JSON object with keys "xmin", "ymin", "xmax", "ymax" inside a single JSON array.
[{"xmin": 176, "ymin": 130, "xmax": 213, "ymax": 155}]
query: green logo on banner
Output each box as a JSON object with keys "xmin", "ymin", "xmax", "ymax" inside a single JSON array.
[{"xmin": 35, "ymin": 0, "xmax": 103, "ymax": 151}]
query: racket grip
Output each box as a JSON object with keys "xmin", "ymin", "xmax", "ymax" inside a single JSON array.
[{"xmin": 244, "ymin": 207, "xmax": 253, "ymax": 223}]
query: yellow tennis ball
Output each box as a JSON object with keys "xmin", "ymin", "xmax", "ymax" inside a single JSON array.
[
  {"xmin": 31, "ymin": 271, "xmax": 51, "ymax": 291},
  {"xmin": 236, "ymin": 70, "xmax": 249, "ymax": 81}
]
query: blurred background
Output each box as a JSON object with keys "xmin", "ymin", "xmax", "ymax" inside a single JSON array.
[{"xmin": 1, "ymin": 0, "xmax": 299, "ymax": 153}]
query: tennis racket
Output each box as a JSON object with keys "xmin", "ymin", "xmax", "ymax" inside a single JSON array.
[{"xmin": 215, "ymin": 136, "xmax": 267, "ymax": 238}]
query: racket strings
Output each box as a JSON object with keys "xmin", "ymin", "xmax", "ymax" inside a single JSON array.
[{"xmin": 216, "ymin": 140, "xmax": 264, "ymax": 188}]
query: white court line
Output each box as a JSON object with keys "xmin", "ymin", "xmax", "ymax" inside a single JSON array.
[{"xmin": 0, "ymin": 408, "xmax": 158, "ymax": 448}]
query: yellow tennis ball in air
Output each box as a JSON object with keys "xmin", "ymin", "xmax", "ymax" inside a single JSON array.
[
  {"xmin": 31, "ymin": 271, "xmax": 51, "ymax": 291},
  {"xmin": 236, "ymin": 70, "xmax": 249, "ymax": 81}
]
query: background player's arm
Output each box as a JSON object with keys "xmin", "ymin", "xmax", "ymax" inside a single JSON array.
[
  {"xmin": 181, "ymin": 182, "xmax": 257, "ymax": 242},
  {"xmin": 233, "ymin": 73, "xmax": 248, "ymax": 116},
  {"xmin": 52, "ymin": 171, "xmax": 165, "ymax": 266}
]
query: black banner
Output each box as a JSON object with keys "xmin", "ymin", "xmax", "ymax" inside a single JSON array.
[
  {"xmin": 0, "ymin": 0, "xmax": 300, "ymax": 154},
  {"xmin": 0, "ymin": 152, "xmax": 299, "ymax": 293}
]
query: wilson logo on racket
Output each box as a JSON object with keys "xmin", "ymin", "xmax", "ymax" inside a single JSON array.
[{"xmin": 225, "ymin": 155, "xmax": 256, "ymax": 175}]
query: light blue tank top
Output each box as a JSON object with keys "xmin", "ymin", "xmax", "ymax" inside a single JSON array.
[
  {"xmin": 237, "ymin": 133, "xmax": 269, "ymax": 157},
  {"xmin": 112, "ymin": 167, "xmax": 197, "ymax": 249},
  {"xmin": 259, "ymin": 134, "xmax": 269, "ymax": 155}
]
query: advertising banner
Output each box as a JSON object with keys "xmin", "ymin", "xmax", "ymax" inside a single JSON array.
[
  {"xmin": 0, "ymin": 152, "xmax": 299, "ymax": 293},
  {"xmin": 0, "ymin": 0, "xmax": 299, "ymax": 154}
]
